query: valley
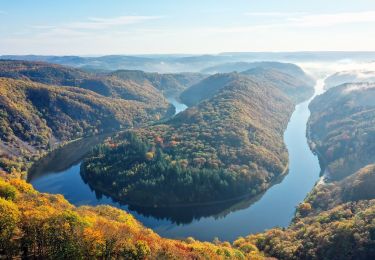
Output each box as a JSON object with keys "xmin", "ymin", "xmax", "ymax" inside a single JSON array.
[
  {"xmin": 2, "ymin": 2, "xmax": 375, "ymax": 258},
  {"xmin": 28, "ymin": 79, "xmax": 323, "ymax": 241},
  {"xmin": 1, "ymin": 56, "xmax": 374, "ymax": 259}
]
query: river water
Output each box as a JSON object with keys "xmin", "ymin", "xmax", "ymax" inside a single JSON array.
[{"xmin": 28, "ymin": 82, "xmax": 324, "ymax": 242}]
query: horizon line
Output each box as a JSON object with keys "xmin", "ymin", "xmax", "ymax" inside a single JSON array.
[{"xmin": 2, "ymin": 50, "xmax": 375, "ymax": 57}]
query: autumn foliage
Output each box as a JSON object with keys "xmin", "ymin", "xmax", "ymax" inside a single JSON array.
[
  {"xmin": 0, "ymin": 176, "xmax": 263, "ymax": 259},
  {"xmin": 82, "ymin": 75, "xmax": 294, "ymax": 206}
]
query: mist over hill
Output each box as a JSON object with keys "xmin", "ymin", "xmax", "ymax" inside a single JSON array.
[
  {"xmin": 324, "ymin": 70, "xmax": 375, "ymax": 89},
  {"xmin": 181, "ymin": 62, "xmax": 315, "ymax": 106},
  {"xmin": 2, "ymin": 51, "xmax": 375, "ymax": 73}
]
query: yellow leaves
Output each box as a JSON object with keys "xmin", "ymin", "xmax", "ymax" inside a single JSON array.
[
  {"xmin": 0, "ymin": 197, "xmax": 20, "ymax": 230},
  {"xmin": 8, "ymin": 178, "xmax": 35, "ymax": 194},
  {"xmin": 0, "ymin": 178, "xmax": 19, "ymax": 201},
  {"xmin": 21, "ymin": 205, "xmax": 58, "ymax": 238},
  {"xmin": 145, "ymin": 151, "xmax": 154, "ymax": 160},
  {"xmin": 90, "ymin": 205, "xmax": 135, "ymax": 224},
  {"xmin": 0, "ymin": 198, "xmax": 21, "ymax": 259},
  {"xmin": 83, "ymin": 227, "xmax": 104, "ymax": 243},
  {"xmin": 0, "ymin": 197, "xmax": 21, "ymax": 248},
  {"xmin": 47, "ymin": 194, "xmax": 72, "ymax": 209},
  {"xmin": 0, "ymin": 176, "xmax": 267, "ymax": 259},
  {"xmin": 233, "ymin": 236, "xmax": 262, "ymax": 258},
  {"xmin": 82, "ymin": 227, "xmax": 105, "ymax": 256}
]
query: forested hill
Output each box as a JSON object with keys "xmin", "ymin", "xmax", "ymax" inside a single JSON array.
[
  {"xmin": 308, "ymin": 82, "xmax": 375, "ymax": 180},
  {"xmin": 233, "ymin": 84, "xmax": 375, "ymax": 260},
  {"xmin": 242, "ymin": 67, "xmax": 315, "ymax": 103},
  {"xmin": 201, "ymin": 61, "xmax": 315, "ymax": 85},
  {"xmin": 0, "ymin": 60, "xmax": 87, "ymax": 86},
  {"xmin": 179, "ymin": 73, "xmax": 240, "ymax": 106},
  {"xmin": 0, "ymin": 60, "xmax": 169, "ymax": 105},
  {"xmin": 180, "ymin": 63, "xmax": 314, "ymax": 106},
  {"xmin": 81, "ymin": 73, "xmax": 294, "ymax": 206},
  {"xmin": 241, "ymin": 187, "xmax": 375, "ymax": 260},
  {"xmin": 247, "ymin": 83, "xmax": 375, "ymax": 259},
  {"xmin": 109, "ymin": 70, "xmax": 206, "ymax": 97},
  {"xmin": 1, "ymin": 59, "xmax": 374, "ymax": 259},
  {"xmin": 0, "ymin": 174, "xmax": 264, "ymax": 259},
  {"xmin": 0, "ymin": 78, "xmax": 170, "ymax": 174},
  {"xmin": 302, "ymin": 164, "xmax": 375, "ymax": 216}
]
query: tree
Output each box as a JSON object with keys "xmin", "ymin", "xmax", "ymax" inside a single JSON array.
[
  {"xmin": 0, "ymin": 198, "xmax": 20, "ymax": 257},
  {"xmin": 0, "ymin": 179, "xmax": 18, "ymax": 200}
]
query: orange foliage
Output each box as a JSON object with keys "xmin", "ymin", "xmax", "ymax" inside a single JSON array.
[{"xmin": 0, "ymin": 177, "xmax": 262, "ymax": 259}]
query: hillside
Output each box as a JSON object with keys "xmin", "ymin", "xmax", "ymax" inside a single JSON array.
[
  {"xmin": 245, "ymin": 83, "xmax": 375, "ymax": 260},
  {"xmin": 109, "ymin": 70, "xmax": 206, "ymax": 97},
  {"xmin": 180, "ymin": 73, "xmax": 241, "ymax": 106},
  {"xmin": 242, "ymin": 67, "xmax": 315, "ymax": 103},
  {"xmin": 0, "ymin": 60, "xmax": 169, "ymax": 105},
  {"xmin": 240, "ymin": 198, "xmax": 375, "ymax": 260},
  {"xmin": 324, "ymin": 70, "xmax": 375, "ymax": 89},
  {"xmin": 302, "ymin": 164, "xmax": 375, "ymax": 216},
  {"xmin": 228, "ymin": 73, "xmax": 375, "ymax": 260},
  {"xmin": 2, "ymin": 170, "xmax": 374, "ymax": 260},
  {"xmin": 0, "ymin": 60, "xmax": 373, "ymax": 259},
  {"xmin": 308, "ymin": 82, "xmax": 375, "ymax": 180},
  {"xmin": 0, "ymin": 60, "xmax": 90, "ymax": 86},
  {"xmin": 0, "ymin": 78, "xmax": 170, "ymax": 173},
  {"xmin": 237, "ymin": 156, "xmax": 375, "ymax": 260},
  {"xmin": 81, "ymin": 74, "xmax": 294, "ymax": 206},
  {"xmin": 201, "ymin": 61, "xmax": 314, "ymax": 84},
  {"xmin": 0, "ymin": 174, "xmax": 264, "ymax": 259},
  {"xmin": 181, "ymin": 64, "xmax": 314, "ymax": 106}
]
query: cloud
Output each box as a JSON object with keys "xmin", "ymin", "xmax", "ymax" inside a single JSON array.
[
  {"xmin": 15, "ymin": 15, "xmax": 164, "ymax": 50},
  {"xmin": 32, "ymin": 15, "xmax": 162, "ymax": 34},
  {"xmin": 245, "ymin": 12, "xmax": 305, "ymax": 17},
  {"xmin": 5, "ymin": 11, "xmax": 375, "ymax": 55},
  {"xmin": 199, "ymin": 24, "xmax": 276, "ymax": 34},
  {"xmin": 30, "ymin": 25, "xmax": 56, "ymax": 30},
  {"xmin": 245, "ymin": 11, "xmax": 375, "ymax": 27},
  {"xmin": 66, "ymin": 15, "xmax": 161, "ymax": 30},
  {"xmin": 203, "ymin": 11, "xmax": 375, "ymax": 34},
  {"xmin": 288, "ymin": 11, "xmax": 375, "ymax": 27}
]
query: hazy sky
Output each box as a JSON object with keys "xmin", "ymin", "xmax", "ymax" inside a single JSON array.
[{"xmin": 1, "ymin": 0, "xmax": 375, "ymax": 55}]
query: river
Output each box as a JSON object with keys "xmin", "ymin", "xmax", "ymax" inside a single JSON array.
[{"xmin": 28, "ymin": 82, "xmax": 324, "ymax": 242}]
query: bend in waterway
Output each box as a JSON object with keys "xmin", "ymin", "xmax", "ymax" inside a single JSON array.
[{"xmin": 29, "ymin": 81, "xmax": 324, "ymax": 241}]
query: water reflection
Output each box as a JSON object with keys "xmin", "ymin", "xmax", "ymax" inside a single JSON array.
[
  {"xmin": 29, "ymin": 83, "xmax": 323, "ymax": 241},
  {"xmin": 29, "ymin": 145, "xmax": 274, "ymax": 225},
  {"xmin": 28, "ymin": 133, "xmax": 110, "ymax": 182}
]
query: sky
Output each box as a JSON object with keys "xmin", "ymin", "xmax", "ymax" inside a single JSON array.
[{"xmin": 1, "ymin": 0, "xmax": 375, "ymax": 55}]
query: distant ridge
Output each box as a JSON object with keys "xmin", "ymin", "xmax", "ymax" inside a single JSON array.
[{"xmin": 2, "ymin": 51, "xmax": 375, "ymax": 73}]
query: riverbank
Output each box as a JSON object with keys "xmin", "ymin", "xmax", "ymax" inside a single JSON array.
[{"xmin": 28, "ymin": 79, "xmax": 322, "ymax": 241}]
